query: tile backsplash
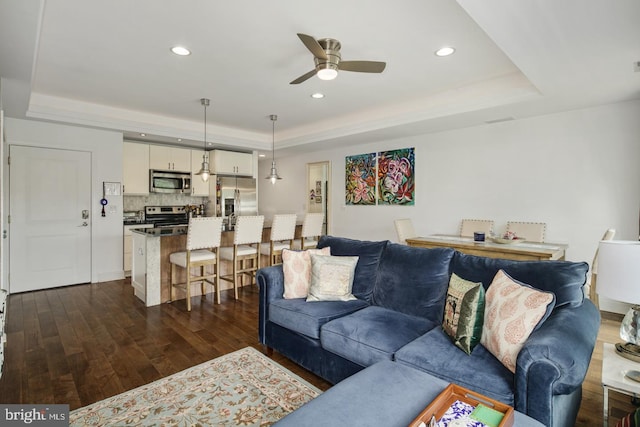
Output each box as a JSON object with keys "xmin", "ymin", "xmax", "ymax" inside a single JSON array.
[{"xmin": 124, "ymin": 194, "xmax": 209, "ymax": 213}]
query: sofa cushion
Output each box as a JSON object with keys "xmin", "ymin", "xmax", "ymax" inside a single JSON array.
[
  {"xmin": 452, "ymin": 252, "xmax": 588, "ymax": 307},
  {"xmin": 316, "ymin": 236, "xmax": 388, "ymax": 301},
  {"xmin": 373, "ymin": 243, "xmax": 454, "ymax": 322},
  {"xmin": 306, "ymin": 255, "xmax": 358, "ymax": 302},
  {"xmin": 269, "ymin": 298, "xmax": 369, "ymax": 339},
  {"xmin": 395, "ymin": 328, "xmax": 515, "ymax": 406},
  {"xmin": 481, "ymin": 270, "xmax": 556, "ymax": 373},
  {"xmin": 443, "ymin": 273, "xmax": 485, "ymax": 355},
  {"xmin": 320, "ymin": 306, "xmax": 436, "ymax": 367}
]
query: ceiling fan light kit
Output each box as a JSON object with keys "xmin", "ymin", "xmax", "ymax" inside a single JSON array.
[
  {"xmin": 317, "ymin": 64, "xmax": 338, "ymax": 81},
  {"xmin": 290, "ymin": 33, "xmax": 386, "ymax": 84}
]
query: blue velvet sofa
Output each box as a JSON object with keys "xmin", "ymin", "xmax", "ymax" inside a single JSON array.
[{"xmin": 257, "ymin": 236, "xmax": 600, "ymax": 427}]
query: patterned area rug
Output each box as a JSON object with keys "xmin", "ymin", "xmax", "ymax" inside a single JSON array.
[{"xmin": 69, "ymin": 347, "xmax": 321, "ymax": 426}]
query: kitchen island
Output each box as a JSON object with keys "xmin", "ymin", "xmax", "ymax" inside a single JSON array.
[{"xmin": 130, "ymin": 222, "xmax": 302, "ymax": 307}]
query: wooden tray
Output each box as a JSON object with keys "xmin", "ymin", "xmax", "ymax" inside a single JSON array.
[{"xmin": 408, "ymin": 383, "xmax": 514, "ymax": 427}]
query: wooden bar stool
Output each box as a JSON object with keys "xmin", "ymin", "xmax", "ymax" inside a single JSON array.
[
  {"xmin": 260, "ymin": 214, "xmax": 297, "ymax": 266},
  {"xmin": 169, "ymin": 216, "xmax": 223, "ymax": 311},
  {"xmin": 219, "ymin": 215, "xmax": 265, "ymax": 299},
  {"xmin": 293, "ymin": 213, "xmax": 324, "ymax": 250}
]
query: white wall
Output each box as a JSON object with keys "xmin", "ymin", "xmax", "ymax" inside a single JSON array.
[
  {"xmin": 3, "ymin": 118, "xmax": 124, "ymax": 284},
  {"xmin": 259, "ymin": 100, "xmax": 640, "ymax": 312}
]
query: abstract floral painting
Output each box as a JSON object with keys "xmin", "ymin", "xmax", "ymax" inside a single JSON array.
[
  {"xmin": 345, "ymin": 152, "xmax": 376, "ymax": 205},
  {"xmin": 377, "ymin": 147, "xmax": 415, "ymax": 205}
]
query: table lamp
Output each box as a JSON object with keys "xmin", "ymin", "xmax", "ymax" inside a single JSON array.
[{"xmin": 597, "ymin": 240, "xmax": 640, "ymax": 367}]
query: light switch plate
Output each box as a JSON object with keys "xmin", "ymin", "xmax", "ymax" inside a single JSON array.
[{"xmin": 103, "ymin": 182, "xmax": 121, "ymax": 196}]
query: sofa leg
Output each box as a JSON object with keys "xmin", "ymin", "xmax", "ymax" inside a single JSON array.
[{"xmin": 262, "ymin": 345, "xmax": 274, "ymax": 357}]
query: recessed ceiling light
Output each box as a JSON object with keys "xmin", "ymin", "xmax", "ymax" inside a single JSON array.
[
  {"xmin": 258, "ymin": 154, "xmax": 266, "ymax": 158},
  {"xmin": 435, "ymin": 46, "xmax": 455, "ymax": 57},
  {"xmin": 311, "ymin": 93, "xmax": 325, "ymax": 99},
  {"xmin": 140, "ymin": 133, "xmax": 146, "ymax": 137},
  {"xmin": 171, "ymin": 46, "xmax": 191, "ymax": 56},
  {"xmin": 177, "ymin": 138, "xmax": 182, "ymax": 142}
]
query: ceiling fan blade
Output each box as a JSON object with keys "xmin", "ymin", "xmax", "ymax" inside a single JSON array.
[
  {"xmin": 290, "ymin": 69, "xmax": 317, "ymax": 85},
  {"xmin": 297, "ymin": 33, "xmax": 328, "ymax": 60},
  {"xmin": 339, "ymin": 61, "xmax": 386, "ymax": 73}
]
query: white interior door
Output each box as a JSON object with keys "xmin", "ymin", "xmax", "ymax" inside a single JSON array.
[{"xmin": 9, "ymin": 146, "xmax": 91, "ymax": 292}]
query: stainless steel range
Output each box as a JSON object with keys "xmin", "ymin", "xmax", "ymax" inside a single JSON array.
[{"xmin": 145, "ymin": 205, "xmax": 189, "ymax": 228}]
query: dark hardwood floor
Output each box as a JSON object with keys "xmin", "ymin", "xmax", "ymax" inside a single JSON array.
[{"xmin": 0, "ymin": 278, "xmax": 635, "ymax": 425}]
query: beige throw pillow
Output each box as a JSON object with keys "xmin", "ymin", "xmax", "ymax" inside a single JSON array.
[
  {"xmin": 306, "ymin": 254, "xmax": 359, "ymax": 302},
  {"xmin": 481, "ymin": 270, "xmax": 555, "ymax": 373},
  {"xmin": 282, "ymin": 247, "xmax": 331, "ymax": 299}
]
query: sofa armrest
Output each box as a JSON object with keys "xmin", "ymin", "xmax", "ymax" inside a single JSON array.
[
  {"xmin": 515, "ymin": 299, "xmax": 600, "ymax": 424},
  {"xmin": 257, "ymin": 265, "xmax": 285, "ymax": 345}
]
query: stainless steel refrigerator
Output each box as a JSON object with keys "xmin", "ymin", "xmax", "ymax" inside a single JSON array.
[{"xmin": 214, "ymin": 176, "xmax": 257, "ymax": 219}]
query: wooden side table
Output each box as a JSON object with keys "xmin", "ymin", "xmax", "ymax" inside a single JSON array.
[{"xmin": 601, "ymin": 343, "xmax": 640, "ymax": 426}]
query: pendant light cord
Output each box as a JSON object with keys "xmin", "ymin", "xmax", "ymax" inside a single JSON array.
[
  {"xmin": 202, "ymin": 98, "xmax": 209, "ymax": 155},
  {"xmin": 271, "ymin": 114, "xmax": 277, "ymax": 162}
]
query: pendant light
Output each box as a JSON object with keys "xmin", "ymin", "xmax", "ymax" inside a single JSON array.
[
  {"xmin": 266, "ymin": 114, "xmax": 282, "ymax": 184},
  {"xmin": 195, "ymin": 98, "xmax": 211, "ymax": 182}
]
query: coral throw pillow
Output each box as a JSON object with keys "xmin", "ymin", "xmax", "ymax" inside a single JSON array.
[
  {"xmin": 282, "ymin": 247, "xmax": 331, "ymax": 299},
  {"xmin": 617, "ymin": 408, "xmax": 640, "ymax": 427},
  {"xmin": 481, "ymin": 269, "xmax": 555, "ymax": 373}
]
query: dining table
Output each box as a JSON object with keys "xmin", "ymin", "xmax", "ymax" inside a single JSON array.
[{"xmin": 405, "ymin": 234, "xmax": 567, "ymax": 261}]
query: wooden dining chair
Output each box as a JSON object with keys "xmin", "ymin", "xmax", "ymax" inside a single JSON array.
[
  {"xmin": 219, "ymin": 215, "xmax": 265, "ymax": 299},
  {"xmin": 293, "ymin": 213, "xmax": 324, "ymax": 250},
  {"xmin": 459, "ymin": 219, "xmax": 494, "ymax": 238},
  {"xmin": 394, "ymin": 218, "xmax": 416, "ymax": 244},
  {"xmin": 169, "ymin": 216, "xmax": 224, "ymax": 311},
  {"xmin": 260, "ymin": 214, "xmax": 297, "ymax": 266},
  {"xmin": 589, "ymin": 228, "xmax": 616, "ymax": 309},
  {"xmin": 506, "ymin": 221, "xmax": 547, "ymax": 242}
]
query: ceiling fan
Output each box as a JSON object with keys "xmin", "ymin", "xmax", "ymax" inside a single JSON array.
[{"xmin": 290, "ymin": 33, "xmax": 386, "ymax": 85}]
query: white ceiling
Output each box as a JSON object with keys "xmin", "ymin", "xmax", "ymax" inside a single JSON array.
[{"xmin": 1, "ymin": 0, "xmax": 639, "ymax": 156}]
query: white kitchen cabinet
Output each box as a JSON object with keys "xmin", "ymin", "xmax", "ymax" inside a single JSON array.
[
  {"xmin": 123, "ymin": 142, "xmax": 150, "ymax": 194},
  {"xmin": 191, "ymin": 149, "xmax": 212, "ymax": 196},
  {"xmin": 149, "ymin": 145, "xmax": 191, "ymax": 172},
  {"xmin": 124, "ymin": 224, "xmax": 153, "ymax": 276},
  {"xmin": 211, "ymin": 149, "xmax": 253, "ymax": 176}
]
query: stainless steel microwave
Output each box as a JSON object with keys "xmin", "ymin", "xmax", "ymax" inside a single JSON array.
[{"xmin": 149, "ymin": 170, "xmax": 192, "ymax": 194}]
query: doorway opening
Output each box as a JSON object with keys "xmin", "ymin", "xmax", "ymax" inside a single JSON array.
[{"xmin": 306, "ymin": 161, "xmax": 330, "ymax": 235}]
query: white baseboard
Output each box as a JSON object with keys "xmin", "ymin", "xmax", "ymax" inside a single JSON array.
[
  {"xmin": 599, "ymin": 297, "xmax": 630, "ymax": 315},
  {"xmin": 95, "ymin": 271, "xmax": 126, "ymax": 283}
]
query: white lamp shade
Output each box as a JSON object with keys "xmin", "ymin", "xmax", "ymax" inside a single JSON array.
[{"xmin": 597, "ymin": 240, "xmax": 640, "ymax": 305}]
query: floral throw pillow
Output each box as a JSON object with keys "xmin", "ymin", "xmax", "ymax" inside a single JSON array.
[
  {"xmin": 443, "ymin": 273, "xmax": 485, "ymax": 355},
  {"xmin": 306, "ymin": 255, "xmax": 359, "ymax": 302},
  {"xmin": 282, "ymin": 247, "xmax": 331, "ymax": 299},
  {"xmin": 481, "ymin": 269, "xmax": 555, "ymax": 373}
]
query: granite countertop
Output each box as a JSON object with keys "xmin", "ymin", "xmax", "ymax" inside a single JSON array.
[
  {"xmin": 130, "ymin": 226, "xmax": 187, "ymax": 237},
  {"xmin": 130, "ymin": 219, "xmax": 303, "ymax": 237}
]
